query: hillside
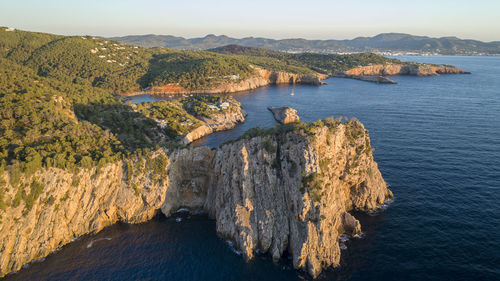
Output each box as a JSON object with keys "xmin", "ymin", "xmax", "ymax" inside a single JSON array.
[
  {"xmin": 2, "ymin": 28, "xmax": 415, "ymax": 94},
  {"xmin": 0, "ymin": 27, "xmax": 468, "ymax": 179},
  {"xmin": 110, "ymin": 33, "xmax": 500, "ymax": 55}
]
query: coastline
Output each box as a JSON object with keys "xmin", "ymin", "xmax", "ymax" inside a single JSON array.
[{"xmin": 120, "ymin": 63, "xmax": 470, "ymax": 98}]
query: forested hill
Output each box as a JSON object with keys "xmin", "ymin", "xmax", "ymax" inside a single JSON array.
[
  {"xmin": 110, "ymin": 33, "xmax": 500, "ymax": 55},
  {"xmin": 0, "ymin": 27, "xmax": 402, "ymax": 187},
  {"xmin": 0, "ymin": 27, "xmax": 402, "ymax": 93}
]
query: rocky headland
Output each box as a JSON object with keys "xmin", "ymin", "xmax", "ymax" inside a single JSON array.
[
  {"xmin": 332, "ymin": 63, "xmax": 470, "ymax": 84},
  {"xmin": 343, "ymin": 63, "xmax": 470, "ymax": 76},
  {"xmin": 0, "ymin": 115, "xmax": 392, "ymax": 278},
  {"xmin": 181, "ymin": 101, "xmax": 247, "ymax": 144}
]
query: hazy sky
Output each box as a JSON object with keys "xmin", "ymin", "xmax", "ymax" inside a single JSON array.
[{"xmin": 2, "ymin": 0, "xmax": 499, "ymax": 41}]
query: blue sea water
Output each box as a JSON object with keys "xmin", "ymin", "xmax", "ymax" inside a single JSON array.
[{"xmin": 4, "ymin": 56, "xmax": 500, "ymax": 281}]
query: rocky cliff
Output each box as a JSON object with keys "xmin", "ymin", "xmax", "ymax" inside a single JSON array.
[
  {"xmin": 343, "ymin": 63, "xmax": 470, "ymax": 76},
  {"xmin": 124, "ymin": 68, "xmax": 327, "ymax": 96},
  {"xmin": 207, "ymin": 119, "xmax": 392, "ymax": 277},
  {"xmin": 161, "ymin": 118, "xmax": 392, "ymax": 278},
  {"xmin": 0, "ymin": 118, "xmax": 392, "ymax": 278},
  {"xmin": 0, "ymin": 151, "xmax": 170, "ymax": 277}
]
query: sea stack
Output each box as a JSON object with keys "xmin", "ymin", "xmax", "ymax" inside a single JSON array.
[{"xmin": 268, "ymin": 106, "xmax": 300, "ymax": 124}]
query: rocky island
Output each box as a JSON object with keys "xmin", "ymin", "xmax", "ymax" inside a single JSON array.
[{"xmin": 268, "ymin": 106, "xmax": 301, "ymax": 124}]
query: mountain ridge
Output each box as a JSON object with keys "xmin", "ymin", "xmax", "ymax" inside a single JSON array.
[{"xmin": 109, "ymin": 32, "xmax": 500, "ymax": 55}]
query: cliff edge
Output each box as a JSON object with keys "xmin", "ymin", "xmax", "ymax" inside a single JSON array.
[{"xmin": 0, "ymin": 118, "xmax": 392, "ymax": 278}]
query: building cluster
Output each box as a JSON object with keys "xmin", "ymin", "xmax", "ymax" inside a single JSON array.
[{"xmin": 207, "ymin": 101, "xmax": 230, "ymax": 111}]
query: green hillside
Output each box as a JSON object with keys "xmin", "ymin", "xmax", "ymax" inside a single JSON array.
[
  {"xmin": 1, "ymin": 28, "xmax": 404, "ymax": 93},
  {"xmin": 0, "ymin": 27, "xmax": 412, "ymax": 210}
]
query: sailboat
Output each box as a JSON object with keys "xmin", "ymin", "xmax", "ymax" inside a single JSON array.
[{"xmin": 290, "ymin": 88, "xmax": 295, "ymax": 96}]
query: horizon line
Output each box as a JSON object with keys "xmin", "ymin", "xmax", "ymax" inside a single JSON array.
[{"xmin": 3, "ymin": 26, "xmax": 500, "ymax": 44}]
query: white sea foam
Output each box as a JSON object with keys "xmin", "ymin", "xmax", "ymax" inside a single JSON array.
[
  {"xmin": 226, "ymin": 240, "xmax": 242, "ymax": 256},
  {"xmin": 339, "ymin": 234, "xmax": 350, "ymax": 243},
  {"xmin": 353, "ymin": 233, "xmax": 364, "ymax": 239},
  {"xmin": 87, "ymin": 237, "xmax": 112, "ymax": 248},
  {"xmin": 175, "ymin": 217, "xmax": 182, "ymax": 223},
  {"xmin": 339, "ymin": 243, "xmax": 348, "ymax": 250},
  {"xmin": 176, "ymin": 208, "xmax": 190, "ymax": 213}
]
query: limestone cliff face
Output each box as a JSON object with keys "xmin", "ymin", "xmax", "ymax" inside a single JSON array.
[
  {"xmin": 344, "ymin": 63, "xmax": 470, "ymax": 76},
  {"xmin": 125, "ymin": 67, "xmax": 327, "ymax": 96},
  {"xmin": 0, "ymin": 151, "xmax": 169, "ymax": 277},
  {"xmin": 208, "ymin": 120, "xmax": 392, "ymax": 277},
  {"xmin": 162, "ymin": 119, "xmax": 392, "ymax": 278},
  {"xmin": 0, "ymin": 119, "xmax": 392, "ymax": 278},
  {"xmin": 161, "ymin": 146, "xmax": 216, "ymax": 215}
]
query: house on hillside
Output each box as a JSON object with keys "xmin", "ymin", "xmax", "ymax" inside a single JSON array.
[{"xmin": 220, "ymin": 102, "xmax": 230, "ymax": 110}]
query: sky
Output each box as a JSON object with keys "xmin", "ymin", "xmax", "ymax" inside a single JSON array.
[{"xmin": 1, "ymin": 0, "xmax": 499, "ymax": 41}]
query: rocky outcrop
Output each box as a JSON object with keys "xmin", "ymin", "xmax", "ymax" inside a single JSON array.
[
  {"xmin": 207, "ymin": 119, "xmax": 392, "ymax": 277},
  {"xmin": 0, "ymin": 118, "xmax": 392, "ymax": 279},
  {"xmin": 123, "ymin": 67, "xmax": 327, "ymax": 96},
  {"xmin": 181, "ymin": 100, "xmax": 247, "ymax": 145},
  {"xmin": 0, "ymin": 151, "xmax": 170, "ymax": 277},
  {"xmin": 163, "ymin": 118, "xmax": 393, "ymax": 278},
  {"xmin": 268, "ymin": 106, "xmax": 300, "ymax": 124},
  {"xmin": 343, "ymin": 63, "xmax": 470, "ymax": 76}
]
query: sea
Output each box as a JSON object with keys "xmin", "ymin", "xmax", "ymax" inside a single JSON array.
[{"xmin": 4, "ymin": 56, "xmax": 499, "ymax": 281}]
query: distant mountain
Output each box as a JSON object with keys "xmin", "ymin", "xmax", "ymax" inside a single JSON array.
[{"xmin": 109, "ymin": 33, "xmax": 500, "ymax": 55}]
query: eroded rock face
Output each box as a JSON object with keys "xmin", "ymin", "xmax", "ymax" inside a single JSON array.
[
  {"xmin": 0, "ymin": 118, "xmax": 392, "ymax": 279},
  {"xmin": 0, "ymin": 150, "xmax": 170, "ymax": 277},
  {"xmin": 268, "ymin": 106, "xmax": 300, "ymax": 124},
  {"xmin": 208, "ymin": 120, "xmax": 392, "ymax": 277},
  {"xmin": 344, "ymin": 64, "xmax": 470, "ymax": 76},
  {"xmin": 161, "ymin": 146, "xmax": 216, "ymax": 216}
]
